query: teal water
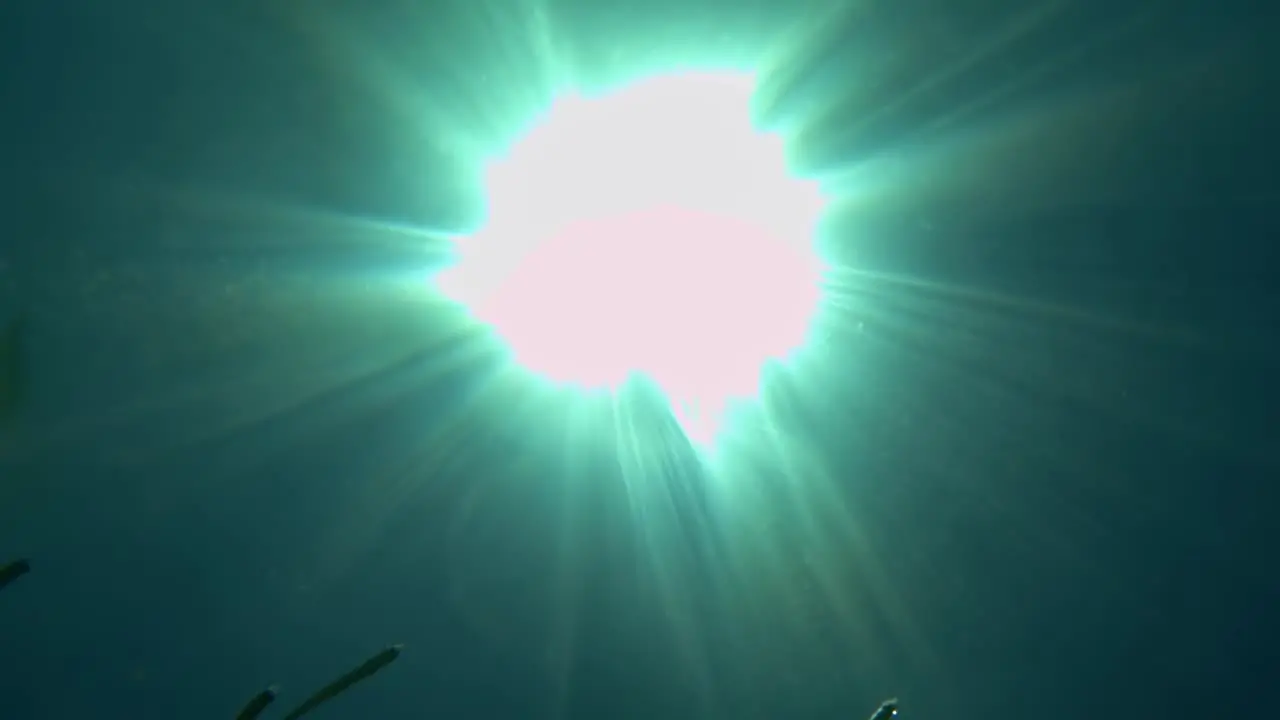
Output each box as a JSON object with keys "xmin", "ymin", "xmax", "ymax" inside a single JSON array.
[{"xmin": 1, "ymin": 0, "xmax": 1276, "ymax": 718}]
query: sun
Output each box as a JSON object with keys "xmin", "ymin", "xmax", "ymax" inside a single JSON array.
[{"xmin": 435, "ymin": 70, "xmax": 826, "ymax": 447}]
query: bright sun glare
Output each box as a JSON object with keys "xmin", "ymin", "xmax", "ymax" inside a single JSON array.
[{"xmin": 435, "ymin": 70, "xmax": 826, "ymax": 447}]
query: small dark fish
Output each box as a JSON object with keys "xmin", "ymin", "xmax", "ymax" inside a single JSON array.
[
  {"xmin": 234, "ymin": 685, "xmax": 278, "ymax": 720},
  {"xmin": 279, "ymin": 644, "xmax": 404, "ymax": 720},
  {"xmin": 0, "ymin": 558, "xmax": 30, "ymax": 592},
  {"xmin": 869, "ymin": 698, "xmax": 899, "ymax": 720}
]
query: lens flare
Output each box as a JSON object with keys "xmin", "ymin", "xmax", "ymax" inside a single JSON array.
[{"xmin": 436, "ymin": 71, "xmax": 825, "ymax": 448}]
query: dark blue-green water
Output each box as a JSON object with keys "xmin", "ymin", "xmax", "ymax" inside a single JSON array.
[{"xmin": 1, "ymin": 0, "xmax": 1276, "ymax": 718}]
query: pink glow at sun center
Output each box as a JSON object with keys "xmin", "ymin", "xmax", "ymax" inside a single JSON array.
[{"xmin": 471, "ymin": 204, "xmax": 820, "ymax": 416}]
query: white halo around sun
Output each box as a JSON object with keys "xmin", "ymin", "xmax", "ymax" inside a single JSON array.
[{"xmin": 435, "ymin": 70, "xmax": 826, "ymax": 448}]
